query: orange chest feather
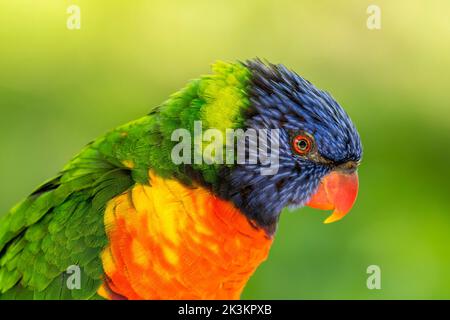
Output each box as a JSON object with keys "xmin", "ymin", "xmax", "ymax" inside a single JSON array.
[{"xmin": 98, "ymin": 171, "xmax": 273, "ymax": 300}]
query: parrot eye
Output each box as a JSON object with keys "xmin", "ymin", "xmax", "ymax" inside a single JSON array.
[{"xmin": 292, "ymin": 134, "xmax": 313, "ymax": 155}]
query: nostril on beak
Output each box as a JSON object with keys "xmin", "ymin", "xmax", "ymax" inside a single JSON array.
[{"xmin": 337, "ymin": 161, "xmax": 359, "ymax": 174}]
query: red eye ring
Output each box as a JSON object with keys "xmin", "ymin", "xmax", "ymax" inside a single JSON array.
[{"xmin": 292, "ymin": 134, "xmax": 313, "ymax": 155}]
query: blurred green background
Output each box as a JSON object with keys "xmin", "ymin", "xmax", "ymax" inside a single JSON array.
[{"xmin": 1, "ymin": 0, "xmax": 449, "ymax": 299}]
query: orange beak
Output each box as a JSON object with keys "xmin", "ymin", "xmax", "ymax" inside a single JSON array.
[{"xmin": 306, "ymin": 170, "xmax": 359, "ymax": 224}]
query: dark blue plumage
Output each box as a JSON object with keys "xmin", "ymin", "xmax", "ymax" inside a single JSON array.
[{"xmin": 216, "ymin": 59, "xmax": 362, "ymax": 233}]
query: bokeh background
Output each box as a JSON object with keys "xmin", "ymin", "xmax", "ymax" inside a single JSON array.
[{"xmin": 1, "ymin": 0, "xmax": 449, "ymax": 299}]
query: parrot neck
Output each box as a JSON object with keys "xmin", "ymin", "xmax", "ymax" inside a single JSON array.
[{"xmin": 99, "ymin": 170, "xmax": 273, "ymax": 300}]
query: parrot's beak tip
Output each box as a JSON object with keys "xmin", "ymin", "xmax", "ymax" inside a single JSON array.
[{"xmin": 323, "ymin": 211, "xmax": 345, "ymax": 224}]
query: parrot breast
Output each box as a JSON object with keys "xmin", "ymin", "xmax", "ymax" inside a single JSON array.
[{"xmin": 98, "ymin": 171, "xmax": 273, "ymax": 300}]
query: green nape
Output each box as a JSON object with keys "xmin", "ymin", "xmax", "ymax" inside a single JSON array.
[
  {"xmin": 154, "ymin": 60, "xmax": 251, "ymax": 184},
  {"xmin": 0, "ymin": 60, "xmax": 251, "ymax": 299}
]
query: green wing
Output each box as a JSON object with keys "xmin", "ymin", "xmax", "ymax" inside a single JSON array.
[
  {"xmin": 0, "ymin": 136, "xmax": 134, "ymax": 299},
  {"xmin": 0, "ymin": 112, "xmax": 163, "ymax": 299}
]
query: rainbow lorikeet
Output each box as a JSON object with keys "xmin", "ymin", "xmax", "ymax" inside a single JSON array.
[{"xmin": 0, "ymin": 59, "xmax": 362, "ymax": 300}]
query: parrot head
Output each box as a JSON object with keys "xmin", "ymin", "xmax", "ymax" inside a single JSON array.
[{"xmin": 202, "ymin": 59, "xmax": 363, "ymax": 233}]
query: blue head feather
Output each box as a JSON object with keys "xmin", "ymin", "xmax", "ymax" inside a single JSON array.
[{"xmin": 215, "ymin": 59, "xmax": 363, "ymax": 234}]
